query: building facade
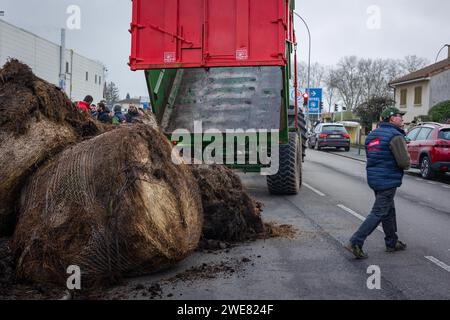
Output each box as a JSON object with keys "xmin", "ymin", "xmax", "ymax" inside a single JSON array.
[
  {"xmin": 390, "ymin": 53, "xmax": 450, "ymax": 124},
  {"xmin": 0, "ymin": 19, "xmax": 105, "ymax": 103}
]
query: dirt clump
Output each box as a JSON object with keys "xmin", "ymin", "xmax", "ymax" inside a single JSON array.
[
  {"xmin": 262, "ymin": 222, "xmax": 298, "ymax": 240},
  {"xmin": 191, "ymin": 165, "xmax": 265, "ymax": 249},
  {"xmin": 167, "ymin": 258, "xmax": 251, "ymax": 284},
  {"xmin": 12, "ymin": 125, "xmax": 203, "ymax": 289}
]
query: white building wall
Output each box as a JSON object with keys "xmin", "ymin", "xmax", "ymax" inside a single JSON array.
[
  {"xmin": 0, "ymin": 19, "xmax": 104, "ymax": 103},
  {"xmin": 394, "ymin": 80, "xmax": 430, "ymax": 123},
  {"xmin": 69, "ymin": 52, "xmax": 104, "ymax": 103},
  {"xmin": 429, "ymin": 69, "xmax": 450, "ymax": 108}
]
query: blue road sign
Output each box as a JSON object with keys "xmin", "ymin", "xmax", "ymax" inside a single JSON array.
[{"xmin": 307, "ymin": 88, "xmax": 323, "ymax": 114}]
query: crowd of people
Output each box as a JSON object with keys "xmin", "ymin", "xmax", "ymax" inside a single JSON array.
[{"xmin": 76, "ymin": 95, "xmax": 145, "ymax": 125}]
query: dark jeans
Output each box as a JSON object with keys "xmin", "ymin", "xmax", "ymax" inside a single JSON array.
[{"xmin": 350, "ymin": 188, "xmax": 399, "ymax": 249}]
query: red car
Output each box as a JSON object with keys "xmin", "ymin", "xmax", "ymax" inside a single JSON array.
[{"xmin": 406, "ymin": 123, "xmax": 450, "ymax": 179}]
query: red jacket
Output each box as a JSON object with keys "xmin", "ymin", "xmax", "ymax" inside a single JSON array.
[{"xmin": 77, "ymin": 101, "xmax": 90, "ymax": 111}]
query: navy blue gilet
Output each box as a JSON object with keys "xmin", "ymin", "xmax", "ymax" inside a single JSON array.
[{"xmin": 365, "ymin": 123, "xmax": 406, "ymax": 191}]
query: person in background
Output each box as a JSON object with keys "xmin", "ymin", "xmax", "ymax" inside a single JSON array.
[
  {"xmin": 77, "ymin": 95, "xmax": 93, "ymax": 112},
  {"xmin": 97, "ymin": 103, "xmax": 111, "ymax": 124},
  {"xmin": 90, "ymin": 104, "xmax": 98, "ymax": 119},
  {"xmin": 347, "ymin": 107, "xmax": 410, "ymax": 259},
  {"xmin": 125, "ymin": 104, "xmax": 141, "ymax": 123},
  {"xmin": 112, "ymin": 105, "xmax": 127, "ymax": 125}
]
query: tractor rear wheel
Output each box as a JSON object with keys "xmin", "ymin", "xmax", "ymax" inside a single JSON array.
[{"xmin": 267, "ymin": 133, "xmax": 302, "ymax": 195}]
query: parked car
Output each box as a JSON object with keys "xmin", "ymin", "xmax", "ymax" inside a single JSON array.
[
  {"xmin": 405, "ymin": 122, "xmax": 450, "ymax": 179},
  {"xmin": 308, "ymin": 123, "xmax": 351, "ymax": 151}
]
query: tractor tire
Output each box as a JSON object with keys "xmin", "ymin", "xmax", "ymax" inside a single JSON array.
[
  {"xmin": 299, "ymin": 109, "xmax": 308, "ymax": 161},
  {"xmin": 267, "ymin": 133, "xmax": 302, "ymax": 195}
]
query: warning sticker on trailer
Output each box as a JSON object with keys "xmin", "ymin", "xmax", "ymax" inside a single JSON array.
[
  {"xmin": 164, "ymin": 52, "xmax": 176, "ymax": 63},
  {"xmin": 236, "ymin": 48, "xmax": 248, "ymax": 61}
]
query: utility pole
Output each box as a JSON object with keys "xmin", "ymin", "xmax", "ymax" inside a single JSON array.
[{"xmin": 294, "ymin": 12, "xmax": 311, "ymax": 129}]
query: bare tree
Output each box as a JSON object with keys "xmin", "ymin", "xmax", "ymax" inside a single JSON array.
[
  {"xmin": 295, "ymin": 55, "xmax": 429, "ymax": 117},
  {"xmin": 358, "ymin": 58, "xmax": 395, "ymax": 103},
  {"xmin": 323, "ymin": 69, "xmax": 338, "ymax": 113},
  {"xmin": 329, "ymin": 56, "xmax": 364, "ymax": 111},
  {"xmin": 296, "ymin": 62, "xmax": 327, "ymax": 90},
  {"xmin": 400, "ymin": 55, "xmax": 429, "ymax": 74}
]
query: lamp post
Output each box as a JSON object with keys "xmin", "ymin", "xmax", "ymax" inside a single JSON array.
[
  {"xmin": 435, "ymin": 44, "xmax": 450, "ymax": 63},
  {"xmin": 293, "ymin": 12, "xmax": 311, "ymax": 129}
]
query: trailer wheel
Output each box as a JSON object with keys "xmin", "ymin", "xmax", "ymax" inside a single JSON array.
[{"xmin": 267, "ymin": 133, "xmax": 302, "ymax": 195}]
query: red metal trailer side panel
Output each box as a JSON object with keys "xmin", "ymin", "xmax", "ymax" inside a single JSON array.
[{"xmin": 129, "ymin": 0, "xmax": 291, "ymax": 70}]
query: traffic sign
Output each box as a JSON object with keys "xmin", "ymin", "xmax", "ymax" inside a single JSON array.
[{"xmin": 306, "ymin": 88, "xmax": 323, "ymax": 114}]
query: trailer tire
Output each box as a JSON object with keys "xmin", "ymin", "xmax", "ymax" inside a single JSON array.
[{"xmin": 267, "ymin": 133, "xmax": 302, "ymax": 195}]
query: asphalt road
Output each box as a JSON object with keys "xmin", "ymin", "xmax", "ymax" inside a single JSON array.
[
  {"xmin": 296, "ymin": 149, "xmax": 450, "ymax": 299},
  {"xmin": 107, "ymin": 150, "xmax": 450, "ymax": 300}
]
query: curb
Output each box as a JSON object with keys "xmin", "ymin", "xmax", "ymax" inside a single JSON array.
[{"xmin": 328, "ymin": 151, "xmax": 367, "ymax": 163}]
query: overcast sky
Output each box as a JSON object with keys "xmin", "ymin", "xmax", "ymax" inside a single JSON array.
[{"xmin": 1, "ymin": 0, "xmax": 449, "ymax": 98}]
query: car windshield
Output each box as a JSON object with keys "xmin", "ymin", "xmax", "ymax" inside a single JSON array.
[
  {"xmin": 438, "ymin": 129, "xmax": 450, "ymax": 140},
  {"xmin": 322, "ymin": 126, "xmax": 346, "ymax": 133}
]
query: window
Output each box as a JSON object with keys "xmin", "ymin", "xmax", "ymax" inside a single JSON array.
[
  {"xmin": 65, "ymin": 62, "xmax": 70, "ymax": 74},
  {"xmin": 322, "ymin": 126, "xmax": 347, "ymax": 133},
  {"xmin": 95, "ymin": 75, "xmax": 98, "ymax": 84},
  {"xmin": 400, "ymin": 89, "xmax": 407, "ymax": 107},
  {"xmin": 406, "ymin": 128, "xmax": 421, "ymax": 141},
  {"xmin": 99, "ymin": 76, "xmax": 102, "ymax": 85},
  {"xmin": 438, "ymin": 129, "xmax": 450, "ymax": 141},
  {"xmin": 415, "ymin": 128, "xmax": 433, "ymax": 141},
  {"xmin": 414, "ymin": 86, "xmax": 422, "ymax": 105},
  {"xmin": 86, "ymin": 72, "xmax": 89, "ymax": 81}
]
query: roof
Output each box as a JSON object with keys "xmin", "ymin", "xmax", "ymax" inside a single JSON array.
[{"xmin": 390, "ymin": 58, "xmax": 450, "ymax": 86}]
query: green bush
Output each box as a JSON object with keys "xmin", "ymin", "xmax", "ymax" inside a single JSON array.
[{"xmin": 429, "ymin": 100, "xmax": 450, "ymax": 123}]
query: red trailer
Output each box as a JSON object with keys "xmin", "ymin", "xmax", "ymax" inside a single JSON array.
[
  {"xmin": 129, "ymin": 0, "xmax": 295, "ymax": 70},
  {"xmin": 129, "ymin": 0, "xmax": 307, "ymax": 195}
]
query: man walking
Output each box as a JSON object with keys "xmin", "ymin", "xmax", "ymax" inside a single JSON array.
[{"xmin": 347, "ymin": 107, "xmax": 411, "ymax": 259}]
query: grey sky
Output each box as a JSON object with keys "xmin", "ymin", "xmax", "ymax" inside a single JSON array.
[{"xmin": 1, "ymin": 0, "xmax": 449, "ymax": 99}]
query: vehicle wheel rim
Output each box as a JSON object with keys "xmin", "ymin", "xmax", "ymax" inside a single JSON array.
[{"xmin": 421, "ymin": 159, "xmax": 429, "ymax": 177}]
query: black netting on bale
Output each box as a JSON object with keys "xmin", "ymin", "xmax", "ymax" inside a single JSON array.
[
  {"xmin": 192, "ymin": 165, "xmax": 265, "ymax": 245},
  {"xmin": 12, "ymin": 125, "xmax": 203, "ymax": 288},
  {"xmin": 0, "ymin": 59, "xmax": 104, "ymax": 236}
]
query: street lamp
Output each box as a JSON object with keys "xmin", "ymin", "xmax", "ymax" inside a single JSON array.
[
  {"xmin": 435, "ymin": 44, "xmax": 450, "ymax": 63},
  {"xmin": 293, "ymin": 12, "xmax": 312, "ymax": 128}
]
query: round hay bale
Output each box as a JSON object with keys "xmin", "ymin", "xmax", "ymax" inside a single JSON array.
[
  {"xmin": 0, "ymin": 59, "xmax": 103, "ymax": 235},
  {"xmin": 191, "ymin": 165, "xmax": 264, "ymax": 244},
  {"xmin": 12, "ymin": 125, "xmax": 203, "ymax": 287}
]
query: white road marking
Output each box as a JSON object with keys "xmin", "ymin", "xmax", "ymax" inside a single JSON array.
[
  {"xmin": 304, "ymin": 183, "xmax": 326, "ymax": 197},
  {"xmin": 442, "ymin": 185, "xmax": 450, "ymax": 189},
  {"xmin": 425, "ymin": 256, "xmax": 450, "ymax": 273},
  {"xmin": 415, "ymin": 178, "xmax": 422, "ymax": 182},
  {"xmin": 427, "ymin": 181, "xmax": 437, "ymax": 185},
  {"xmin": 337, "ymin": 204, "xmax": 384, "ymax": 233}
]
